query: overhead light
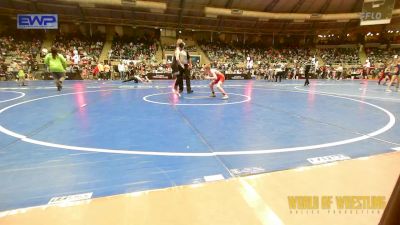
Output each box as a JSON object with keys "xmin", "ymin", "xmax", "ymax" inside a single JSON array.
[
  {"xmin": 397, "ymin": 31, "xmax": 399, "ymax": 33},
  {"xmin": 79, "ymin": 3, "xmax": 95, "ymax": 8},
  {"xmin": 122, "ymin": 0, "xmax": 136, "ymax": 7},
  {"xmin": 231, "ymin": 9, "xmax": 243, "ymax": 15},
  {"xmin": 376, "ymin": 33, "xmax": 379, "ymax": 35},
  {"xmin": 310, "ymin": 13, "xmax": 322, "ymax": 19},
  {"xmin": 259, "ymin": 18, "xmax": 269, "ymax": 22},
  {"xmin": 178, "ymin": 30, "xmax": 182, "ymax": 33},
  {"xmin": 150, "ymin": 9, "xmax": 164, "ymax": 13},
  {"xmin": 160, "ymin": 28, "xmax": 163, "ymax": 31},
  {"xmin": 347, "ymin": 33, "xmax": 350, "ymax": 36},
  {"xmin": 205, "ymin": 14, "xmax": 218, "ymax": 18}
]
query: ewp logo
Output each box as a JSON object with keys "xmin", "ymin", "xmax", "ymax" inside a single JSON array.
[{"xmin": 17, "ymin": 14, "xmax": 58, "ymax": 29}]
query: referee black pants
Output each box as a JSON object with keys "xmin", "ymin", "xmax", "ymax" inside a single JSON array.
[
  {"xmin": 275, "ymin": 72, "xmax": 282, "ymax": 82},
  {"xmin": 175, "ymin": 65, "xmax": 192, "ymax": 93}
]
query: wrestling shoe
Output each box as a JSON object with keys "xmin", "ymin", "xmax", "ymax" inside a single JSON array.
[
  {"xmin": 222, "ymin": 95, "xmax": 229, "ymax": 100},
  {"xmin": 56, "ymin": 81, "xmax": 62, "ymax": 91},
  {"xmin": 173, "ymin": 90, "xmax": 181, "ymax": 97},
  {"xmin": 210, "ymin": 93, "xmax": 216, "ymax": 97}
]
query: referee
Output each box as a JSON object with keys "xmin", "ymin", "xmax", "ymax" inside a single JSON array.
[
  {"xmin": 304, "ymin": 57, "xmax": 313, "ymax": 86},
  {"xmin": 173, "ymin": 39, "xmax": 193, "ymax": 94}
]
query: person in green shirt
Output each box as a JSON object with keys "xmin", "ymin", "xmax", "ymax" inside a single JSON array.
[
  {"xmin": 17, "ymin": 65, "xmax": 27, "ymax": 86},
  {"xmin": 44, "ymin": 47, "xmax": 67, "ymax": 91}
]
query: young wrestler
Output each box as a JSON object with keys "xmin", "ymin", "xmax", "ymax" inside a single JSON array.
[{"xmin": 203, "ymin": 64, "xmax": 229, "ymax": 100}]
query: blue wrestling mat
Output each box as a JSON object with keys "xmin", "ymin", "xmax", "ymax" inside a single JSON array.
[{"xmin": 0, "ymin": 79, "xmax": 399, "ymax": 211}]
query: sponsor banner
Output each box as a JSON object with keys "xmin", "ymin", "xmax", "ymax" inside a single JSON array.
[
  {"xmin": 203, "ymin": 174, "xmax": 224, "ymax": 182},
  {"xmin": 48, "ymin": 192, "xmax": 92, "ymax": 205},
  {"xmin": 225, "ymin": 74, "xmax": 251, "ymax": 80},
  {"xmin": 307, "ymin": 154, "xmax": 351, "ymax": 165},
  {"xmin": 288, "ymin": 195, "xmax": 386, "ymax": 212},
  {"xmin": 230, "ymin": 167, "xmax": 266, "ymax": 176},
  {"xmin": 360, "ymin": 0, "xmax": 395, "ymax": 26},
  {"xmin": 146, "ymin": 73, "xmax": 173, "ymax": 80},
  {"xmin": 17, "ymin": 14, "xmax": 58, "ymax": 29}
]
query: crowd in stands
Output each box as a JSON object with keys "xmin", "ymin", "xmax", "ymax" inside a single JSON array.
[
  {"xmin": 109, "ymin": 36, "xmax": 157, "ymax": 64},
  {"xmin": 164, "ymin": 44, "xmax": 197, "ymax": 52},
  {"xmin": 1, "ymin": 32, "xmax": 400, "ymax": 82},
  {"xmin": 365, "ymin": 48, "xmax": 400, "ymax": 65},
  {"xmin": 47, "ymin": 33, "xmax": 105, "ymax": 81},
  {"xmin": 199, "ymin": 41, "xmax": 318, "ymax": 80},
  {"xmin": 319, "ymin": 48, "xmax": 360, "ymax": 65},
  {"xmin": 53, "ymin": 33, "xmax": 104, "ymax": 67},
  {"xmin": 199, "ymin": 41, "xmax": 315, "ymax": 69},
  {"xmin": 0, "ymin": 31, "xmax": 42, "ymax": 81},
  {"xmin": 90, "ymin": 36, "xmax": 159, "ymax": 81},
  {"xmin": 199, "ymin": 41, "xmax": 246, "ymax": 69}
]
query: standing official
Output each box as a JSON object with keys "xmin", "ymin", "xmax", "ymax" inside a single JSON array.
[
  {"xmin": 173, "ymin": 39, "xmax": 193, "ymax": 94},
  {"xmin": 304, "ymin": 57, "xmax": 313, "ymax": 86}
]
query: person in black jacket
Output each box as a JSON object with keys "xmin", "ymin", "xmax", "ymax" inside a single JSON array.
[
  {"xmin": 173, "ymin": 39, "xmax": 193, "ymax": 95},
  {"xmin": 304, "ymin": 57, "xmax": 314, "ymax": 87},
  {"xmin": 304, "ymin": 64, "xmax": 311, "ymax": 86}
]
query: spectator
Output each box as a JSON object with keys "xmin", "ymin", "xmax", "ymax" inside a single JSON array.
[
  {"xmin": 44, "ymin": 47, "xmax": 67, "ymax": 91},
  {"xmin": 118, "ymin": 61, "xmax": 126, "ymax": 80},
  {"xmin": 104, "ymin": 63, "xmax": 111, "ymax": 80},
  {"xmin": 17, "ymin": 65, "xmax": 27, "ymax": 86}
]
